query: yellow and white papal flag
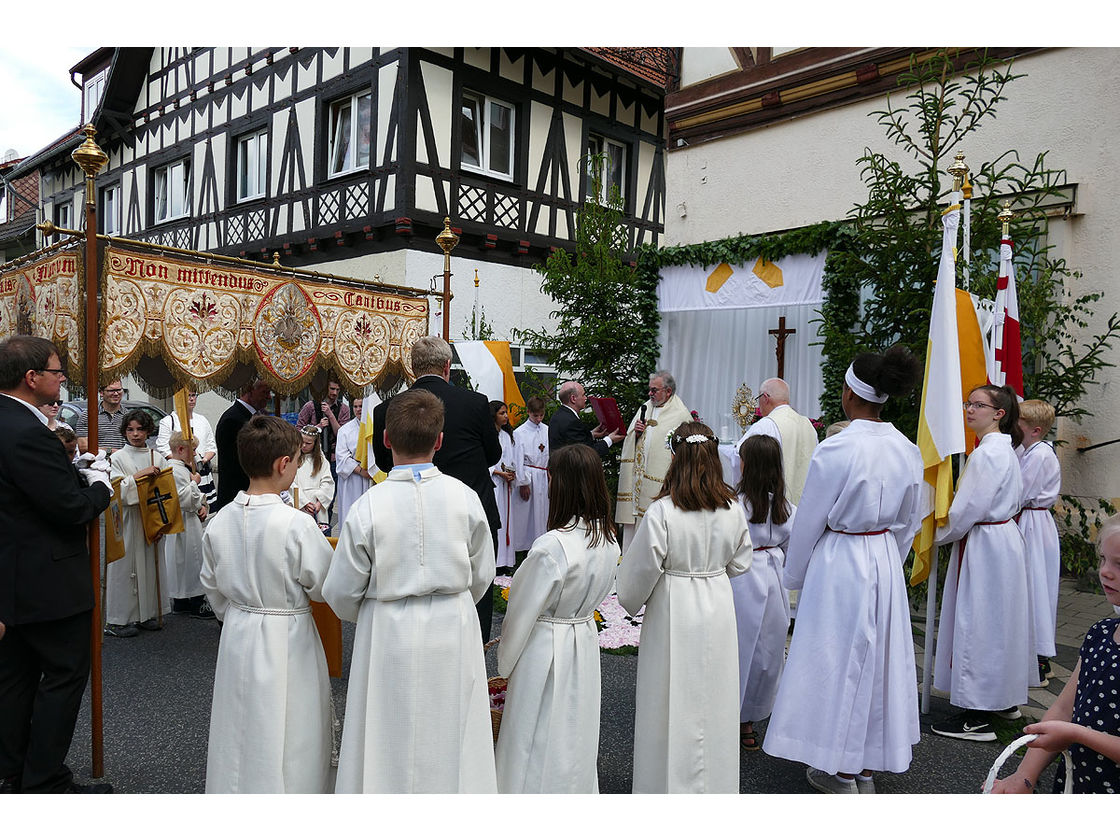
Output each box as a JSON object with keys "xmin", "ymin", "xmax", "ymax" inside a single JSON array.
[
  {"xmin": 911, "ymin": 193, "xmax": 967, "ymax": 586},
  {"xmin": 355, "ymin": 388, "xmax": 386, "ymax": 482},
  {"xmin": 455, "ymin": 340, "xmax": 527, "ymax": 425}
]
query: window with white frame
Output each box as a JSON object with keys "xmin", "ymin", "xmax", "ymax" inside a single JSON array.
[
  {"xmin": 54, "ymin": 200, "xmax": 72, "ymax": 230},
  {"xmin": 84, "ymin": 68, "xmax": 108, "ymax": 121},
  {"xmin": 327, "ymin": 90, "xmax": 371, "ymax": 176},
  {"xmin": 100, "ymin": 184, "xmax": 120, "ymax": 235},
  {"xmin": 0, "ymin": 187, "xmax": 7, "ymax": 223},
  {"xmin": 236, "ymin": 128, "xmax": 268, "ymax": 201},
  {"xmin": 585, "ymin": 134, "xmax": 626, "ymax": 206},
  {"xmin": 153, "ymin": 159, "xmax": 189, "ymax": 223},
  {"xmin": 460, "ymin": 91, "xmax": 515, "ymax": 181}
]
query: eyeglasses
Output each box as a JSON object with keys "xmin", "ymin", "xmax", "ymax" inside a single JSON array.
[
  {"xmin": 35, "ymin": 368, "xmax": 66, "ymax": 377},
  {"xmin": 648, "ymin": 387, "xmax": 666, "ymax": 394},
  {"xmin": 44, "ymin": 400, "xmax": 64, "ymax": 407},
  {"xmin": 103, "ymin": 388, "xmax": 124, "ymax": 394},
  {"xmin": 962, "ymin": 400, "xmax": 998, "ymax": 411}
]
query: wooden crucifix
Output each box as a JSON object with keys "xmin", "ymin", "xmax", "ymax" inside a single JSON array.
[{"xmin": 768, "ymin": 316, "xmax": 796, "ymax": 379}]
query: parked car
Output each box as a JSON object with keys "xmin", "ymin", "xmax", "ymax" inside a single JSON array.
[{"xmin": 59, "ymin": 400, "xmax": 168, "ymax": 449}]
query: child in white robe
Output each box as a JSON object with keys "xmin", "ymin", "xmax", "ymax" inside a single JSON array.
[
  {"xmin": 495, "ymin": 443, "xmax": 619, "ymax": 793},
  {"xmin": 334, "ymin": 396, "xmax": 370, "ymax": 530},
  {"xmin": 164, "ymin": 432, "xmax": 212, "ymax": 619},
  {"xmin": 324, "ymin": 388, "xmax": 497, "ymax": 793},
  {"xmin": 290, "ymin": 425, "xmax": 335, "ymax": 535},
  {"xmin": 200, "ymin": 415, "xmax": 334, "ymax": 793},
  {"xmin": 732, "ymin": 434, "xmax": 795, "ymax": 752},
  {"xmin": 1017, "ymin": 399, "xmax": 1062, "ymax": 685},
  {"xmin": 511, "ymin": 396, "xmax": 549, "ymax": 551},
  {"xmin": 106, "ymin": 409, "xmax": 168, "ymax": 636},
  {"xmin": 932, "ymin": 384, "xmax": 1032, "ymax": 742},
  {"xmin": 763, "ymin": 347, "xmax": 924, "ymax": 794},
  {"xmin": 489, "ymin": 400, "xmax": 518, "ymax": 571},
  {"xmin": 618, "ymin": 421, "xmax": 752, "ymax": 794}
]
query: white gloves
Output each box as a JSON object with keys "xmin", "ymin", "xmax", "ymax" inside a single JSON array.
[{"xmin": 80, "ymin": 468, "xmax": 111, "ymax": 489}]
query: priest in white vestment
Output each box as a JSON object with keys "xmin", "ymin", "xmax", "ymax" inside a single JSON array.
[
  {"xmin": 511, "ymin": 396, "xmax": 549, "ymax": 551},
  {"xmin": 200, "ymin": 415, "xmax": 335, "ymax": 793},
  {"xmin": 734, "ymin": 378, "xmax": 817, "ymax": 504},
  {"xmin": 323, "ymin": 389, "xmax": 497, "ymax": 793},
  {"xmin": 333, "ymin": 396, "xmax": 371, "ymax": 530},
  {"xmin": 615, "ymin": 370, "xmax": 692, "ymax": 551}
]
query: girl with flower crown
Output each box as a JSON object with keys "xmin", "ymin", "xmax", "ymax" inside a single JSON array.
[
  {"xmin": 762, "ymin": 346, "xmax": 924, "ymax": 794},
  {"xmin": 617, "ymin": 421, "xmax": 752, "ymax": 793}
]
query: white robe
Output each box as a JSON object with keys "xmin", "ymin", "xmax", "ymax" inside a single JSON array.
[
  {"xmin": 933, "ymin": 432, "xmax": 1032, "ymax": 710},
  {"xmin": 290, "ymin": 454, "xmax": 335, "ymax": 529},
  {"xmin": 511, "ymin": 419, "xmax": 549, "ymax": 551},
  {"xmin": 200, "ymin": 492, "xmax": 334, "ymax": 793},
  {"xmin": 618, "ymin": 497, "xmax": 752, "ymax": 793},
  {"xmin": 323, "ymin": 466, "xmax": 497, "ymax": 793},
  {"xmin": 334, "ymin": 417, "xmax": 369, "ymax": 530},
  {"xmin": 735, "ymin": 404, "xmax": 818, "ymax": 504},
  {"xmin": 763, "ymin": 419, "xmax": 923, "ymax": 775},
  {"xmin": 162, "ymin": 458, "xmax": 205, "ymax": 600},
  {"xmin": 1018, "ymin": 440, "xmax": 1061, "ymax": 658},
  {"xmin": 732, "ymin": 496, "xmax": 795, "ymax": 723},
  {"xmin": 491, "ymin": 430, "xmax": 518, "ymax": 568},
  {"xmin": 107, "ymin": 445, "xmax": 168, "ymax": 625},
  {"xmin": 494, "ymin": 522, "xmax": 619, "ymax": 793}
]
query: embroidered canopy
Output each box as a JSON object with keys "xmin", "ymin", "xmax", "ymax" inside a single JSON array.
[{"xmin": 0, "ymin": 246, "xmax": 85, "ymax": 378}]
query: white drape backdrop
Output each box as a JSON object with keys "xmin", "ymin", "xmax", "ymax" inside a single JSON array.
[{"xmin": 657, "ymin": 303, "xmax": 826, "ymax": 441}]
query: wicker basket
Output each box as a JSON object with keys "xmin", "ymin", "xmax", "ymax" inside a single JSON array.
[
  {"xmin": 982, "ymin": 733, "xmax": 1073, "ymax": 793},
  {"xmin": 483, "ymin": 637, "xmax": 506, "ymax": 742}
]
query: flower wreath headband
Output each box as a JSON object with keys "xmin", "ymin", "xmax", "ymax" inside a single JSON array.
[{"xmin": 665, "ymin": 430, "xmax": 718, "ymax": 454}]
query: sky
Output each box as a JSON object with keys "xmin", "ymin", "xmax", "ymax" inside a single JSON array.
[{"xmin": 0, "ymin": 45, "xmax": 95, "ymax": 161}]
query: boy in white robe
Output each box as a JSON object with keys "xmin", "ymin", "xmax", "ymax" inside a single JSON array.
[
  {"xmin": 511, "ymin": 397, "xmax": 549, "ymax": 551},
  {"xmin": 163, "ymin": 432, "xmax": 212, "ymax": 619},
  {"xmin": 200, "ymin": 415, "xmax": 334, "ymax": 793},
  {"xmin": 1017, "ymin": 399, "xmax": 1062, "ymax": 684},
  {"xmin": 324, "ymin": 388, "xmax": 497, "ymax": 793}
]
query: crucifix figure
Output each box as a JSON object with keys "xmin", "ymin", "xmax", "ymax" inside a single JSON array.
[
  {"xmin": 768, "ymin": 316, "xmax": 796, "ymax": 379},
  {"xmin": 147, "ymin": 485, "xmax": 174, "ymax": 525}
]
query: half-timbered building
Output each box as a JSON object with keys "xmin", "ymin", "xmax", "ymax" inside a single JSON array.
[{"xmin": 21, "ymin": 47, "xmax": 672, "ymax": 354}]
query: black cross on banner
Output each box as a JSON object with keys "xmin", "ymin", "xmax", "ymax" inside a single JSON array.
[{"xmin": 147, "ymin": 486, "xmax": 174, "ymax": 525}]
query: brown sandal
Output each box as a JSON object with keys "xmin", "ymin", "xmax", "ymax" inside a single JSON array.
[{"xmin": 740, "ymin": 723, "xmax": 760, "ymax": 751}]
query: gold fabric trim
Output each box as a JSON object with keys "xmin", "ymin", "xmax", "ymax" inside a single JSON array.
[{"xmin": 0, "ymin": 246, "xmax": 84, "ymax": 377}]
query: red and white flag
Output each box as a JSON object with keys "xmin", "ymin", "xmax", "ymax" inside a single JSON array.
[{"xmin": 991, "ymin": 235, "xmax": 1023, "ymax": 396}]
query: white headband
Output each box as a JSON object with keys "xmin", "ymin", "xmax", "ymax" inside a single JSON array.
[{"xmin": 845, "ymin": 363, "xmax": 888, "ymax": 404}]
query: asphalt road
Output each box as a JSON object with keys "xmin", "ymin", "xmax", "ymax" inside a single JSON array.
[{"xmin": 61, "ymin": 598, "xmax": 1062, "ymax": 795}]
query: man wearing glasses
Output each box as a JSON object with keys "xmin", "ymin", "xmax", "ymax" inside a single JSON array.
[
  {"xmin": 73, "ymin": 379, "xmax": 128, "ymax": 455},
  {"xmin": 0, "ymin": 336, "xmax": 112, "ymax": 793},
  {"xmin": 615, "ymin": 370, "xmax": 692, "ymax": 551}
]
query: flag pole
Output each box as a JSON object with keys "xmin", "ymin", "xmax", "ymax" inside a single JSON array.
[{"xmin": 919, "ymin": 152, "xmax": 970, "ymax": 715}]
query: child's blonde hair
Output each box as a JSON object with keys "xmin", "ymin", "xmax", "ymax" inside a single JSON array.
[
  {"xmin": 168, "ymin": 431, "xmax": 199, "ymax": 452},
  {"xmin": 1097, "ymin": 513, "xmax": 1120, "ymax": 553},
  {"xmin": 1019, "ymin": 399, "xmax": 1055, "ymax": 437}
]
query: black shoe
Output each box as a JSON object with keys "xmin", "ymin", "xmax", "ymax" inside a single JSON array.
[
  {"xmin": 931, "ymin": 713, "xmax": 997, "ymax": 742},
  {"xmin": 993, "ymin": 705, "xmax": 1022, "ymax": 720},
  {"xmin": 138, "ymin": 618, "xmax": 161, "ymax": 632},
  {"xmin": 1039, "ymin": 657, "xmax": 1054, "ymax": 679},
  {"xmin": 104, "ymin": 623, "xmax": 139, "ymax": 638},
  {"xmin": 171, "ymin": 598, "xmax": 192, "ymax": 615},
  {"xmin": 0, "ymin": 775, "xmax": 20, "ymax": 793},
  {"xmin": 190, "ymin": 599, "xmax": 216, "ymax": 620},
  {"xmin": 1037, "ymin": 661, "xmax": 1050, "ymax": 688},
  {"xmin": 67, "ymin": 781, "xmax": 113, "ymax": 793}
]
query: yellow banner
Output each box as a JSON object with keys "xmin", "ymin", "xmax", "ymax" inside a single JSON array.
[
  {"xmin": 0, "ymin": 247, "xmax": 83, "ymax": 376},
  {"xmin": 136, "ymin": 467, "xmax": 183, "ymax": 543},
  {"xmin": 105, "ymin": 477, "xmax": 127, "ymax": 563},
  {"xmin": 100, "ymin": 246, "xmax": 429, "ymax": 394}
]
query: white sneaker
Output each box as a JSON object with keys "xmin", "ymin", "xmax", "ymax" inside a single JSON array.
[
  {"xmin": 855, "ymin": 774, "xmax": 875, "ymax": 794},
  {"xmin": 806, "ymin": 767, "xmax": 858, "ymax": 794}
]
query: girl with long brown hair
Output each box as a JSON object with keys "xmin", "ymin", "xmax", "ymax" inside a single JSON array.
[
  {"xmin": 617, "ymin": 421, "xmax": 752, "ymax": 793},
  {"xmin": 732, "ymin": 433, "xmax": 795, "ymax": 752},
  {"xmin": 291, "ymin": 425, "xmax": 335, "ymax": 534},
  {"xmin": 495, "ymin": 444, "xmax": 619, "ymax": 792}
]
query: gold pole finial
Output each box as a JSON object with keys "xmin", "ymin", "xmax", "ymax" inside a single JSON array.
[
  {"xmin": 473, "ymin": 268, "xmax": 480, "ymax": 288},
  {"xmin": 997, "ymin": 200, "xmax": 1014, "ymax": 238},
  {"xmin": 435, "ymin": 216, "xmax": 459, "ymax": 255},
  {"xmin": 71, "ymin": 124, "xmax": 109, "ymax": 205},
  {"xmin": 36, "ymin": 220, "xmax": 58, "ymax": 237},
  {"xmin": 272, "ymin": 251, "xmax": 281, "ymax": 266},
  {"xmin": 946, "ymin": 151, "xmax": 969, "ymax": 193}
]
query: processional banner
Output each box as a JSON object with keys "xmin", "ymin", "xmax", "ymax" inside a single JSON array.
[
  {"xmin": 0, "ymin": 247, "xmax": 84, "ymax": 375},
  {"xmin": 100, "ymin": 246, "xmax": 429, "ymax": 394},
  {"xmin": 656, "ymin": 251, "xmax": 828, "ymax": 312}
]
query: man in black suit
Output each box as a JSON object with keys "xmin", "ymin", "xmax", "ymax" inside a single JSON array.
[
  {"xmin": 548, "ymin": 380, "xmax": 624, "ymax": 457},
  {"xmin": 372, "ymin": 336, "xmax": 501, "ymax": 640},
  {"xmin": 0, "ymin": 336, "xmax": 112, "ymax": 794},
  {"xmin": 213, "ymin": 378, "xmax": 273, "ymax": 511}
]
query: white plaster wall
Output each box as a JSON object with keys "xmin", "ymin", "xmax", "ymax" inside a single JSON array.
[
  {"xmin": 665, "ymin": 47, "xmax": 1120, "ymax": 500},
  {"xmin": 680, "ymin": 47, "xmax": 740, "ymax": 87}
]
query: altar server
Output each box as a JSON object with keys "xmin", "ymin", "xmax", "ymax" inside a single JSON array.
[
  {"xmin": 932, "ymin": 384, "xmax": 1032, "ymax": 741},
  {"xmin": 200, "ymin": 415, "xmax": 334, "ymax": 793},
  {"xmin": 334, "ymin": 395, "xmax": 370, "ymax": 529},
  {"xmin": 732, "ymin": 433, "xmax": 795, "ymax": 752},
  {"xmin": 163, "ymin": 432, "xmax": 212, "ymax": 619},
  {"xmin": 490, "ymin": 400, "xmax": 518, "ymax": 572},
  {"xmin": 495, "ymin": 444, "xmax": 619, "ymax": 793},
  {"xmin": 618, "ymin": 421, "xmax": 751, "ymax": 794},
  {"xmin": 763, "ymin": 346, "xmax": 924, "ymax": 794},
  {"xmin": 511, "ymin": 396, "xmax": 549, "ymax": 550},
  {"xmin": 324, "ymin": 389, "xmax": 497, "ymax": 793}
]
